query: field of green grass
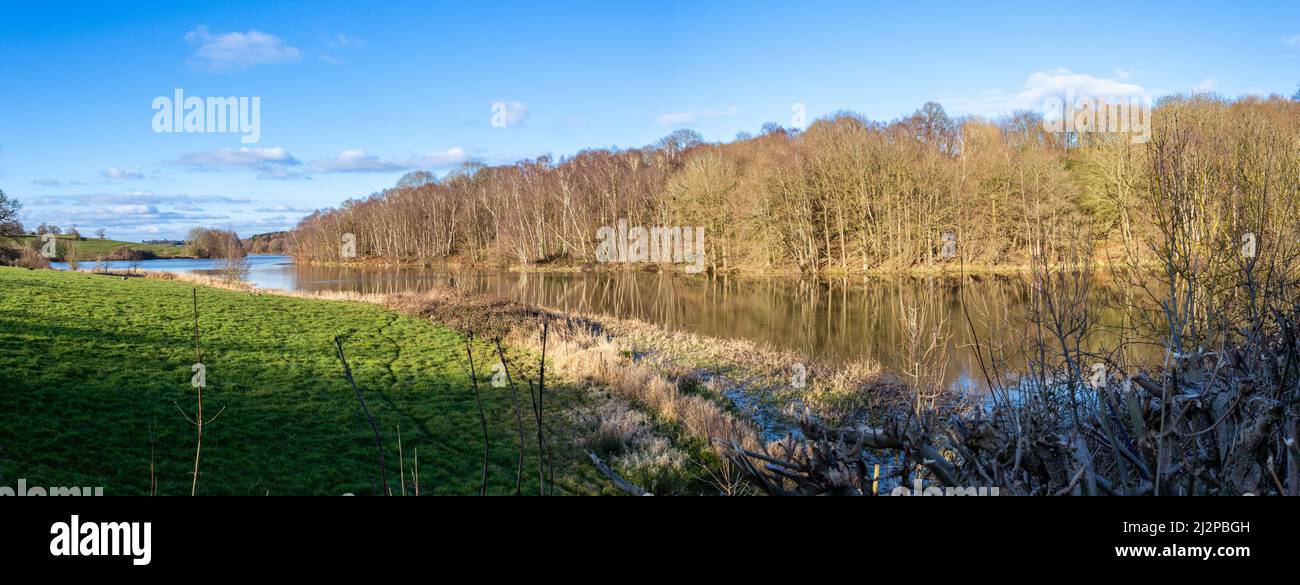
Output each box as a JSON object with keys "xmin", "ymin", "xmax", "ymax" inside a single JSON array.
[
  {"xmin": 10, "ymin": 235, "xmax": 190, "ymax": 260},
  {"xmin": 0, "ymin": 267, "xmax": 607, "ymax": 495}
]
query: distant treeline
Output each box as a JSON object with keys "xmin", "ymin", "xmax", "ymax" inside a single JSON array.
[
  {"xmin": 186, "ymin": 228, "xmax": 245, "ymax": 259},
  {"xmin": 243, "ymin": 231, "xmax": 290, "ymax": 255},
  {"xmin": 290, "ymin": 95, "xmax": 1300, "ymax": 272},
  {"xmin": 100, "ymin": 246, "xmax": 157, "ymax": 261}
]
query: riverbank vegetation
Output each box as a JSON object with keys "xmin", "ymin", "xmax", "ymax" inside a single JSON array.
[
  {"xmin": 722, "ymin": 94, "xmax": 1300, "ymax": 496},
  {"xmin": 243, "ymin": 231, "xmax": 291, "ymax": 255},
  {"xmin": 289, "ymin": 94, "xmax": 1298, "ymax": 276}
]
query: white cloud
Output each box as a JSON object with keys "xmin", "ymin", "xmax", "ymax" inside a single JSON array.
[
  {"xmin": 101, "ymin": 168, "xmax": 144, "ymax": 180},
  {"xmin": 1282, "ymin": 34, "xmax": 1300, "ymax": 46},
  {"xmin": 171, "ymin": 146, "xmax": 304, "ymax": 180},
  {"xmin": 309, "ymin": 148, "xmax": 469, "ymax": 173},
  {"xmin": 417, "ymin": 147, "xmax": 470, "ymax": 169},
  {"xmin": 185, "ymin": 25, "xmax": 301, "ymax": 71},
  {"xmin": 169, "ymin": 146, "xmax": 468, "ymax": 179},
  {"xmin": 657, "ymin": 106, "xmax": 739, "ymax": 127},
  {"xmin": 309, "ymin": 149, "xmax": 407, "ymax": 173},
  {"xmin": 19, "ymin": 203, "xmax": 228, "ymax": 235},
  {"xmin": 15, "ymin": 190, "xmax": 278, "ymax": 241},
  {"xmin": 941, "ymin": 68, "xmax": 1148, "ymax": 118},
  {"xmin": 112, "ymin": 204, "xmax": 159, "ymax": 215},
  {"xmin": 1193, "ymin": 78, "xmax": 1218, "ymax": 92}
]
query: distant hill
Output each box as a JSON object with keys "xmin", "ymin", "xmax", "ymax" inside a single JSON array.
[{"xmin": 9, "ymin": 235, "xmax": 190, "ymax": 261}]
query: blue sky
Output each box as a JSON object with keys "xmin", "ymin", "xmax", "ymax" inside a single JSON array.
[{"xmin": 1, "ymin": 0, "xmax": 1297, "ymax": 241}]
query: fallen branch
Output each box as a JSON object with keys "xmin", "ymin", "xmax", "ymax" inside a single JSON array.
[{"xmin": 587, "ymin": 452, "xmax": 651, "ymax": 496}]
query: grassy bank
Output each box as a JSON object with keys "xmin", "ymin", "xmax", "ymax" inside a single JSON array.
[
  {"xmin": 0, "ymin": 267, "xmax": 637, "ymax": 495},
  {"xmin": 10, "ymin": 235, "xmax": 190, "ymax": 260}
]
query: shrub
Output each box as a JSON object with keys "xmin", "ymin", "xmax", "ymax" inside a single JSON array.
[
  {"xmin": 104, "ymin": 245, "xmax": 157, "ymax": 261},
  {"xmin": 0, "ymin": 247, "xmax": 52, "ymax": 269}
]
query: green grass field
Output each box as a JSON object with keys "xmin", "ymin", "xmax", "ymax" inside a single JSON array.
[
  {"xmin": 0, "ymin": 267, "xmax": 605, "ymax": 495},
  {"xmin": 10, "ymin": 235, "xmax": 189, "ymax": 260}
]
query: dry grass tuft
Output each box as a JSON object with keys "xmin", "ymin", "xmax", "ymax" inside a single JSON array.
[{"xmin": 386, "ymin": 287, "xmax": 766, "ymax": 455}]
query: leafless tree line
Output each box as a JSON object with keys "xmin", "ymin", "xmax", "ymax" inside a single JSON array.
[
  {"xmin": 275, "ymin": 98, "xmax": 1250, "ymax": 271},
  {"xmin": 723, "ymin": 94, "xmax": 1300, "ymax": 495}
]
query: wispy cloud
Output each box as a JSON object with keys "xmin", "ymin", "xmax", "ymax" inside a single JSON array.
[
  {"xmin": 309, "ymin": 148, "xmax": 469, "ymax": 174},
  {"xmin": 24, "ymin": 192, "xmax": 251, "ymax": 208},
  {"xmin": 31, "ymin": 178, "xmax": 86, "ymax": 187},
  {"xmin": 166, "ymin": 146, "xmax": 468, "ymax": 179},
  {"xmin": 185, "ymin": 25, "xmax": 301, "ymax": 71},
  {"xmin": 17, "ymin": 190, "xmax": 270, "ymax": 240},
  {"xmin": 308, "ymin": 149, "xmax": 407, "ymax": 173},
  {"xmin": 417, "ymin": 148, "xmax": 471, "ymax": 169},
  {"xmin": 170, "ymin": 146, "xmax": 304, "ymax": 180},
  {"xmin": 100, "ymin": 168, "xmax": 144, "ymax": 180},
  {"xmin": 941, "ymin": 68, "xmax": 1148, "ymax": 118},
  {"xmin": 1282, "ymin": 33, "xmax": 1300, "ymax": 46},
  {"xmin": 325, "ymin": 33, "xmax": 366, "ymax": 48},
  {"xmin": 320, "ymin": 32, "xmax": 365, "ymax": 65},
  {"xmin": 254, "ymin": 204, "xmax": 314, "ymax": 213},
  {"xmin": 657, "ymin": 106, "xmax": 739, "ymax": 127},
  {"xmin": 19, "ymin": 203, "xmax": 228, "ymax": 233},
  {"xmin": 111, "ymin": 204, "xmax": 160, "ymax": 215}
]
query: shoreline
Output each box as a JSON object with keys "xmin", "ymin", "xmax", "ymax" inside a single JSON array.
[
  {"xmin": 288, "ymin": 256, "xmax": 1162, "ymax": 279},
  {"xmin": 143, "ymin": 267, "xmax": 901, "ymax": 439}
]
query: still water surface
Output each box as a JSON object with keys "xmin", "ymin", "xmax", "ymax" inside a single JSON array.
[{"xmin": 55, "ymin": 255, "xmax": 1151, "ymax": 390}]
